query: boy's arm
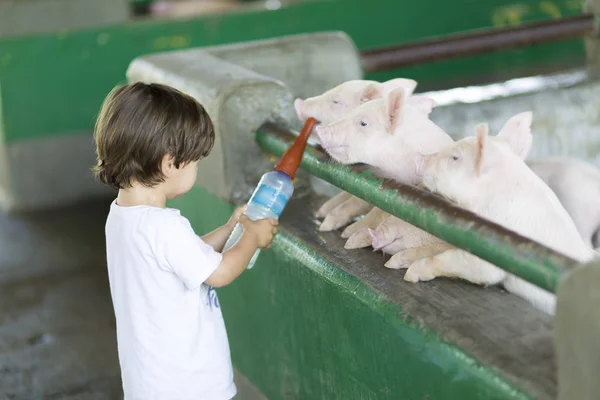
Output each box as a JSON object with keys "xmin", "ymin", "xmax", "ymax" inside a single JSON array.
[
  {"xmin": 205, "ymin": 230, "xmax": 259, "ymax": 288},
  {"xmin": 201, "ymin": 224, "xmax": 235, "ymax": 253},
  {"xmin": 158, "ymin": 211, "xmax": 275, "ymax": 291},
  {"xmin": 201, "ymin": 205, "xmax": 246, "ymax": 252}
]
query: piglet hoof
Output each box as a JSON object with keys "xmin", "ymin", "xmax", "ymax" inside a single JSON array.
[
  {"xmin": 315, "ymin": 205, "xmax": 329, "ymax": 219},
  {"xmin": 344, "ymin": 229, "xmax": 372, "ymax": 249},
  {"xmin": 385, "ymin": 247, "xmax": 429, "ymax": 268},
  {"xmin": 403, "ymin": 258, "xmax": 438, "ymax": 283},
  {"xmin": 341, "ymin": 223, "xmax": 360, "ymax": 239},
  {"xmin": 319, "ymin": 214, "xmax": 347, "ymax": 232},
  {"xmin": 384, "ymin": 253, "xmax": 412, "ymax": 270}
]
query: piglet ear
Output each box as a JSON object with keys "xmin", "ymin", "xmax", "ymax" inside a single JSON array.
[
  {"xmin": 407, "ymin": 95, "xmax": 436, "ymax": 116},
  {"xmin": 382, "ymin": 78, "xmax": 417, "ymax": 97},
  {"xmin": 294, "ymin": 98, "xmax": 305, "ymax": 121},
  {"xmin": 360, "ymin": 83, "xmax": 384, "ymax": 103},
  {"xmin": 386, "ymin": 87, "xmax": 406, "ymax": 133},
  {"xmin": 474, "ymin": 123, "xmax": 489, "ymax": 177},
  {"xmin": 497, "ymin": 111, "xmax": 533, "ymax": 160}
]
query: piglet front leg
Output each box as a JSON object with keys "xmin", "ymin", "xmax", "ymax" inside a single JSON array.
[
  {"xmin": 319, "ymin": 196, "xmax": 372, "ymax": 231},
  {"xmin": 341, "ymin": 207, "xmax": 386, "ymax": 239},
  {"xmin": 402, "ymin": 249, "xmax": 506, "ymax": 286},
  {"xmin": 316, "ymin": 191, "xmax": 352, "ymax": 218},
  {"xmin": 343, "ymin": 209, "xmax": 389, "ymax": 249},
  {"xmin": 369, "ymin": 215, "xmax": 445, "ymax": 255},
  {"xmin": 385, "ymin": 243, "xmax": 455, "ymax": 269}
]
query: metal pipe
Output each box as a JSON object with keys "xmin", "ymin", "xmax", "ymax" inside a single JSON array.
[
  {"xmin": 256, "ymin": 123, "xmax": 581, "ymax": 293},
  {"xmin": 360, "ymin": 14, "xmax": 596, "ymax": 73}
]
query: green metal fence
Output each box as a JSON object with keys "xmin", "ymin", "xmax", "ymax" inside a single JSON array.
[{"xmin": 256, "ymin": 123, "xmax": 583, "ymax": 294}]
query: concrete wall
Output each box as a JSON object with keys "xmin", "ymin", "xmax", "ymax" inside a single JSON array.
[{"xmin": 0, "ymin": 0, "xmax": 129, "ymax": 38}]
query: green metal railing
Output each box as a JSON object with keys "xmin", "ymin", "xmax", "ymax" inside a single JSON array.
[{"xmin": 256, "ymin": 123, "xmax": 582, "ymax": 293}]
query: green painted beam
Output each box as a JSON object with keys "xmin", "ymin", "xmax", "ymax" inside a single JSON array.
[
  {"xmin": 0, "ymin": 0, "xmax": 586, "ymax": 143},
  {"xmin": 256, "ymin": 124, "xmax": 580, "ymax": 293}
]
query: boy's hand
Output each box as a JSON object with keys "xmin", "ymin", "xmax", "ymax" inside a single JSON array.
[
  {"xmin": 239, "ymin": 214, "xmax": 279, "ymax": 249},
  {"xmin": 227, "ymin": 205, "xmax": 248, "ymax": 228}
]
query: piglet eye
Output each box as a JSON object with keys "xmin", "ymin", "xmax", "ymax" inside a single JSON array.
[
  {"xmin": 333, "ymin": 100, "xmax": 339, "ymax": 104},
  {"xmin": 451, "ymin": 155, "xmax": 460, "ymax": 161},
  {"xmin": 360, "ymin": 121, "xmax": 367, "ymax": 127}
]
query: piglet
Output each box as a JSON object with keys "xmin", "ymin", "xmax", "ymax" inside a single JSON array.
[
  {"xmin": 368, "ymin": 112, "xmax": 533, "ymax": 256},
  {"xmin": 297, "ymin": 78, "xmax": 419, "ymax": 229},
  {"xmin": 373, "ymin": 155, "xmax": 600, "ymax": 256},
  {"xmin": 396, "ymin": 112, "xmax": 596, "ymax": 314},
  {"xmin": 527, "ymin": 157, "xmax": 600, "ymax": 249},
  {"xmin": 294, "ymin": 78, "xmax": 418, "ymax": 126},
  {"xmin": 367, "ymin": 215, "xmax": 444, "ymax": 254},
  {"xmin": 315, "ymin": 88, "xmax": 452, "ymax": 232},
  {"xmin": 315, "ymin": 87, "xmax": 446, "ymax": 183}
]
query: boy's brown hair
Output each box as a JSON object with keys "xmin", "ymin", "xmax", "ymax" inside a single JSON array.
[{"xmin": 93, "ymin": 82, "xmax": 215, "ymax": 190}]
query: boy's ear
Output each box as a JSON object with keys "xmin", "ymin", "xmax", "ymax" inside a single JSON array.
[
  {"xmin": 161, "ymin": 154, "xmax": 176, "ymax": 175},
  {"xmin": 474, "ymin": 123, "xmax": 489, "ymax": 177}
]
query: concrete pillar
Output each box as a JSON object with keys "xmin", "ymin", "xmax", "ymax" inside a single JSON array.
[
  {"xmin": 584, "ymin": 0, "xmax": 600, "ymax": 79},
  {"xmin": 556, "ymin": 258, "xmax": 600, "ymax": 400}
]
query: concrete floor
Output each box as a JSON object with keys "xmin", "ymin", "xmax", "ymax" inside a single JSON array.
[{"xmin": 0, "ymin": 198, "xmax": 266, "ymax": 400}]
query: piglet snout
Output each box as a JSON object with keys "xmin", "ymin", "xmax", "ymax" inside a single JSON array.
[{"xmin": 294, "ymin": 98, "xmax": 305, "ymax": 121}]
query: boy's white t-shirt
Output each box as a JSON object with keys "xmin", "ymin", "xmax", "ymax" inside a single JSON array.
[{"xmin": 104, "ymin": 200, "xmax": 237, "ymax": 400}]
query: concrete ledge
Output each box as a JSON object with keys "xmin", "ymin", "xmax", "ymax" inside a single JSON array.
[{"xmin": 206, "ymin": 32, "xmax": 363, "ymax": 100}]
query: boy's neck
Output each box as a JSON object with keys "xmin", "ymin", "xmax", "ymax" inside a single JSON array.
[{"xmin": 117, "ymin": 183, "xmax": 168, "ymax": 208}]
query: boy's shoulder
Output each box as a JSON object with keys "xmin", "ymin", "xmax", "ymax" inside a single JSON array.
[{"xmin": 108, "ymin": 200, "xmax": 193, "ymax": 234}]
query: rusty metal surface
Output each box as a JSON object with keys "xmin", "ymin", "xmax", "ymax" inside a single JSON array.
[
  {"xmin": 361, "ymin": 14, "xmax": 596, "ymax": 72},
  {"xmin": 257, "ymin": 123, "xmax": 580, "ymax": 293}
]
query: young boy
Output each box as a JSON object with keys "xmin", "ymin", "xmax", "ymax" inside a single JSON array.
[{"xmin": 93, "ymin": 82, "xmax": 278, "ymax": 399}]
